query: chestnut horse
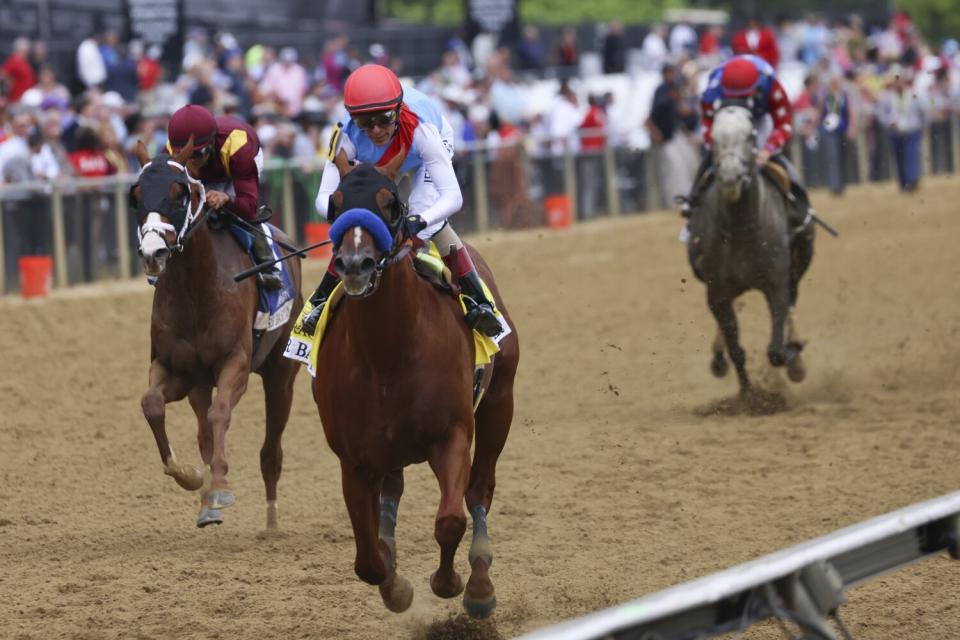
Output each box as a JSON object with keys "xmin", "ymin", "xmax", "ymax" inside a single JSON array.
[
  {"xmin": 312, "ymin": 152, "xmax": 519, "ymax": 618},
  {"xmin": 132, "ymin": 141, "xmax": 302, "ymax": 528}
]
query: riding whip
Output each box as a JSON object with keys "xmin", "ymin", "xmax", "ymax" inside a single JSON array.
[{"xmin": 233, "ymin": 238, "xmax": 335, "ymax": 282}]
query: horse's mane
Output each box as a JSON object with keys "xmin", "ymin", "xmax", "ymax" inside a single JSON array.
[{"xmin": 712, "ymin": 106, "xmax": 753, "ymax": 157}]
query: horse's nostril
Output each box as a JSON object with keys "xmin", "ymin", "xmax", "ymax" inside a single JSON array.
[
  {"xmin": 360, "ymin": 258, "xmax": 376, "ymax": 273},
  {"xmin": 155, "ymin": 248, "xmax": 170, "ymax": 262},
  {"xmin": 334, "ymin": 257, "xmax": 346, "ymax": 273}
]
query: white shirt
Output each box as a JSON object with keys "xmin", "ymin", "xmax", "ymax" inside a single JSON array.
[
  {"xmin": 315, "ymin": 116, "xmax": 462, "ymax": 228},
  {"xmin": 31, "ymin": 144, "xmax": 61, "ymax": 181},
  {"xmin": 77, "ymin": 39, "xmax": 106, "ymax": 88}
]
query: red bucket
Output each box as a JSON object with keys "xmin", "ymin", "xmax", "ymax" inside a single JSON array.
[
  {"xmin": 19, "ymin": 255, "xmax": 53, "ymax": 298},
  {"xmin": 303, "ymin": 222, "xmax": 333, "ymax": 260},
  {"xmin": 544, "ymin": 195, "xmax": 572, "ymax": 229}
]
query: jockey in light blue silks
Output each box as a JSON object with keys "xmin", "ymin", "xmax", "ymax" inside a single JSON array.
[{"xmin": 300, "ymin": 64, "xmax": 501, "ymax": 338}]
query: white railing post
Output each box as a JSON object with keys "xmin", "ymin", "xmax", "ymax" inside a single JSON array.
[
  {"xmin": 603, "ymin": 145, "xmax": 620, "ymax": 217},
  {"xmin": 472, "ymin": 151, "xmax": 489, "ymax": 232},
  {"xmin": 857, "ymin": 127, "xmax": 869, "ymax": 183},
  {"xmin": 563, "ymin": 149, "xmax": 577, "ymax": 220},
  {"xmin": 115, "ymin": 182, "xmax": 131, "ymax": 279},
  {"xmin": 51, "ymin": 184, "xmax": 67, "ymax": 288},
  {"xmin": 0, "ymin": 198, "xmax": 6, "ymax": 295},
  {"xmin": 281, "ymin": 163, "xmax": 296, "ymax": 239}
]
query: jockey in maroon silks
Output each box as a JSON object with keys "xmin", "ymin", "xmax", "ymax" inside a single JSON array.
[
  {"xmin": 166, "ymin": 104, "xmax": 282, "ymax": 289},
  {"xmin": 682, "ymin": 55, "xmax": 812, "ymax": 230}
]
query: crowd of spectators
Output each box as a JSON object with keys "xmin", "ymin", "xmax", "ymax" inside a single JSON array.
[{"xmin": 0, "ymin": 11, "xmax": 957, "ymax": 239}]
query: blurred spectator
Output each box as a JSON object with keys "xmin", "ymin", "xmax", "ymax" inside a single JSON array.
[
  {"xmin": 323, "ymin": 36, "xmax": 350, "ymax": 92},
  {"xmin": 641, "ymin": 25, "xmax": 669, "ymax": 72},
  {"xmin": 878, "ymin": 68, "xmax": 925, "ymax": 191},
  {"xmin": 31, "ymin": 110, "xmax": 70, "ymax": 182},
  {"xmin": 436, "ymin": 50, "xmax": 472, "ymax": 89},
  {"xmin": 222, "ymin": 51, "xmax": 252, "ymax": 119},
  {"xmin": 926, "ymin": 66, "xmax": 954, "ymax": 173},
  {"xmin": 799, "ymin": 16, "xmax": 831, "ymax": 66},
  {"xmin": 646, "ymin": 64, "xmax": 697, "ymax": 208},
  {"xmin": 2, "ymin": 38, "xmax": 37, "ymax": 102},
  {"xmin": 819, "ymin": 74, "xmax": 855, "ymax": 195},
  {"xmin": 556, "ymin": 28, "xmax": 578, "ymax": 68},
  {"xmin": 602, "ymin": 21, "xmax": 626, "ymax": 74},
  {"xmin": 68, "ymin": 126, "xmax": 115, "ymax": 177},
  {"xmin": 669, "ymin": 23, "xmax": 697, "ymax": 59},
  {"xmin": 259, "ymin": 47, "xmax": 308, "ymax": 117},
  {"xmin": 0, "ymin": 111, "xmax": 34, "ymax": 182},
  {"xmin": 107, "ymin": 44, "xmax": 139, "ymax": 102},
  {"xmin": 22, "ymin": 66, "xmax": 69, "ymax": 107},
  {"xmin": 77, "ymin": 32, "xmax": 106, "ymax": 89},
  {"xmin": 732, "ymin": 18, "xmax": 780, "ymax": 68},
  {"xmin": 547, "ymin": 79, "xmax": 582, "ymax": 155},
  {"xmin": 517, "ymin": 25, "xmax": 546, "ymax": 71},
  {"xmin": 99, "ymin": 30, "xmax": 120, "ymax": 76},
  {"xmin": 578, "ymin": 94, "xmax": 608, "ymax": 218},
  {"xmin": 136, "ymin": 44, "xmax": 162, "ymax": 91},
  {"xmin": 699, "ymin": 25, "xmax": 723, "ymax": 57},
  {"xmin": 29, "ymin": 41, "xmax": 49, "ymax": 77}
]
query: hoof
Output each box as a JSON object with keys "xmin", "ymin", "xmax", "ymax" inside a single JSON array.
[
  {"xmin": 197, "ymin": 507, "xmax": 223, "ymax": 528},
  {"xmin": 206, "ymin": 489, "xmax": 235, "ymax": 510},
  {"xmin": 430, "ymin": 570, "xmax": 465, "ymax": 599},
  {"xmin": 379, "ymin": 573, "xmax": 414, "ymax": 613},
  {"xmin": 767, "ymin": 348, "xmax": 787, "ymax": 367},
  {"xmin": 164, "ymin": 460, "xmax": 204, "ymax": 492},
  {"xmin": 787, "ymin": 356, "xmax": 807, "ymax": 383},
  {"xmin": 266, "ymin": 501, "xmax": 279, "ymax": 530},
  {"xmin": 710, "ymin": 352, "xmax": 729, "ymax": 378},
  {"xmin": 463, "ymin": 591, "xmax": 497, "ymax": 619}
]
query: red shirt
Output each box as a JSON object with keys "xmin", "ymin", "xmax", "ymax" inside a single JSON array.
[
  {"xmin": 731, "ymin": 28, "xmax": 780, "ymax": 68},
  {"xmin": 699, "ymin": 32, "xmax": 719, "ymax": 55},
  {"xmin": 2, "ymin": 54, "xmax": 36, "ymax": 102},
  {"xmin": 579, "ymin": 105, "xmax": 607, "ymax": 151},
  {"xmin": 137, "ymin": 58, "xmax": 161, "ymax": 90},
  {"xmin": 69, "ymin": 150, "xmax": 116, "ymax": 177},
  {"xmin": 194, "ymin": 116, "xmax": 262, "ymax": 220}
]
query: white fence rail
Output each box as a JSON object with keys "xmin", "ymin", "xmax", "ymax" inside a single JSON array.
[{"xmin": 518, "ymin": 491, "xmax": 960, "ymax": 639}]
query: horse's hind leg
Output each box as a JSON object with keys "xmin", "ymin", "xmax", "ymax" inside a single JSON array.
[
  {"xmin": 763, "ymin": 286, "xmax": 792, "ymax": 368},
  {"xmin": 427, "ymin": 425, "xmax": 471, "ymax": 602},
  {"xmin": 340, "ymin": 463, "xmax": 413, "ymax": 613},
  {"xmin": 785, "ymin": 311, "xmax": 807, "ymax": 382},
  {"xmin": 141, "ymin": 361, "xmax": 201, "ymax": 491},
  {"xmin": 259, "ymin": 362, "xmax": 297, "ymax": 530},
  {"xmin": 708, "ymin": 292, "xmax": 750, "ymax": 391},
  {"xmin": 463, "ymin": 368, "xmax": 516, "ymax": 619}
]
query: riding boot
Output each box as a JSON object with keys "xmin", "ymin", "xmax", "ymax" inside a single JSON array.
[
  {"xmin": 300, "ymin": 268, "xmax": 340, "ymax": 337},
  {"xmin": 679, "ymin": 154, "xmax": 713, "ymax": 218},
  {"xmin": 251, "ymin": 230, "xmax": 283, "ymax": 291},
  {"xmin": 440, "ymin": 245, "xmax": 501, "ymax": 337},
  {"xmin": 458, "ymin": 269, "xmax": 503, "ymax": 338}
]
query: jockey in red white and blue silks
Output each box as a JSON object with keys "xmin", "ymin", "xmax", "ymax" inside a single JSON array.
[
  {"xmin": 683, "ymin": 54, "xmax": 811, "ymax": 225},
  {"xmin": 300, "ymin": 64, "xmax": 501, "ymax": 338}
]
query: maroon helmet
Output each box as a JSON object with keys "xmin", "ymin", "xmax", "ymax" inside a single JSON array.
[
  {"xmin": 343, "ymin": 64, "xmax": 403, "ymax": 114},
  {"xmin": 167, "ymin": 104, "xmax": 217, "ymax": 153}
]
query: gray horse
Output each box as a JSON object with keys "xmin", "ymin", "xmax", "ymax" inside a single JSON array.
[{"xmin": 687, "ymin": 105, "xmax": 815, "ymax": 392}]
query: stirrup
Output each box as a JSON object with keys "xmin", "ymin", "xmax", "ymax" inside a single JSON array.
[
  {"xmin": 301, "ymin": 303, "xmax": 324, "ymax": 336},
  {"xmin": 464, "ymin": 298, "xmax": 502, "ymax": 338},
  {"xmin": 257, "ymin": 269, "xmax": 283, "ymax": 291}
]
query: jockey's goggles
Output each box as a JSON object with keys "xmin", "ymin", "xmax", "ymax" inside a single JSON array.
[{"xmin": 352, "ymin": 110, "xmax": 398, "ymax": 130}]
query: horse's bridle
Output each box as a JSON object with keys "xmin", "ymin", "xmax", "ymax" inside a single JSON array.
[
  {"xmin": 135, "ymin": 158, "xmax": 209, "ymax": 256},
  {"xmin": 334, "ymin": 199, "xmax": 413, "ymax": 299}
]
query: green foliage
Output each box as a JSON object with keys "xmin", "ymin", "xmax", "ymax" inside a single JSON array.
[{"xmin": 897, "ymin": 0, "xmax": 960, "ymax": 43}]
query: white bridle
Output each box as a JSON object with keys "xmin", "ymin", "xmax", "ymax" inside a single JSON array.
[{"xmin": 136, "ymin": 158, "xmax": 207, "ymax": 253}]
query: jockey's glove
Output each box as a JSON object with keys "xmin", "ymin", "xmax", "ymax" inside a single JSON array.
[{"xmin": 404, "ymin": 214, "xmax": 428, "ymax": 238}]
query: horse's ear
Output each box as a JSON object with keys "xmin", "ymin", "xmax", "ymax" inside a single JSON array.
[
  {"xmin": 375, "ymin": 187, "xmax": 398, "ymax": 220},
  {"xmin": 173, "ymin": 135, "xmax": 194, "ymax": 165},
  {"xmin": 135, "ymin": 140, "xmax": 150, "ymax": 168},
  {"xmin": 333, "ymin": 149, "xmax": 353, "ymax": 178},
  {"xmin": 376, "ymin": 146, "xmax": 405, "ymax": 182}
]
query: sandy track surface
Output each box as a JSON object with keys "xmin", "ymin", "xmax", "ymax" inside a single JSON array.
[{"xmin": 1, "ymin": 177, "xmax": 958, "ymax": 639}]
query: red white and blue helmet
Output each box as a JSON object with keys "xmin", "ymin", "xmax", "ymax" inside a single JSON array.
[
  {"xmin": 167, "ymin": 104, "xmax": 217, "ymax": 153},
  {"xmin": 721, "ymin": 57, "xmax": 761, "ymax": 97},
  {"xmin": 343, "ymin": 64, "xmax": 403, "ymax": 114}
]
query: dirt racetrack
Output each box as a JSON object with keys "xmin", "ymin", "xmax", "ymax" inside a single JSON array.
[{"xmin": 2, "ymin": 176, "xmax": 959, "ymax": 639}]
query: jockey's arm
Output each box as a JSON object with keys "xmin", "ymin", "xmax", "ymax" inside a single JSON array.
[
  {"xmin": 764, "ymin": 78, "xmax": 793, "ymax": 155},
  {"xmin": 410, "ymin": 123, "xmax": 463, "ymax": 227},
  {"xmin": 224, "ymin": 144, "xmax": 261, "ymax": 220},
  {"xmin": 700, "ymin": 97, "xmax": 715, "ymax": 151},
  {"xmin": 315, "ymin": 134, "xmax": 356, "ymax": 219}
]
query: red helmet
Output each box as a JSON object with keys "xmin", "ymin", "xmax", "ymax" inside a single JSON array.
[
  {"xmin": 167, "ymin": 104, "xmax": 217, "ymax": 153},
  {"xmin": 721, "ymin": 57, "xmax": 761, "ymax": 97},
  {"xmin": 344, "ymin": 64, "xmax": 403, "ymax": 114}
]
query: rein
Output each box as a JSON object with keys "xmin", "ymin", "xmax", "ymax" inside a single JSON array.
[{"xmin": 348, "ymin": 239, "xmax": 414, "ymax": 299}]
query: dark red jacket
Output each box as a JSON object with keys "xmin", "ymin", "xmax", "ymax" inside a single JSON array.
[
  {"xmin": 731, "ymin": 28, "xmax": 780, "ymax": 68},
  {"xmin": 197, "ymin": 116, "xmax": 262, "ymax": 221},
  {"xmin": 2, "ymin": 54, "xmax": 36, "ymax": 102}
]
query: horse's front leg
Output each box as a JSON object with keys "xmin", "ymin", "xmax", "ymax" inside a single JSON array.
[
  {"xmin": 785, "ymin": 310, "xmax": 807, "ymax": 382},
  {"xmin": 141, "ymin": 360, "xmax": 202, "ymax": 491},
  {"xmin": 707, "ymin": 291, "xmax": 750, "ymax": 390},
  {"xmin": 341, "ymin": 463, "xmax": 413, "ymax": 613},
  {"xmin": 379, "ymin": 469, "xmax": 404, "ymax": 564},
  {"xmin": 197, "ymin": 352, "xmax": 249, "ymax": 527},
  {"xmin": 427, "ymin": 425, "xmax": 471, "ymax": 601},
  {"xmin": 763, "ymin": 286, "xmax": 792, "ymax": 368}
]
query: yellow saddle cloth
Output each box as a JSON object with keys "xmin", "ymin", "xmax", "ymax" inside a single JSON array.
[{"xmin": 284, "ymin": 243, "xmax": 506, "ymax": 378}]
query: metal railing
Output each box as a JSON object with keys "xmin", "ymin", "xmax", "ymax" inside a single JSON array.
[{"xmin": 2, "ymin": 118, "xmax": 957, "ymax": 295}]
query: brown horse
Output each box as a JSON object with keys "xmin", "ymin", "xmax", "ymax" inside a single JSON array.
[
  {"xmin": 311, "ymin": 153, "xmax": 519, "ymax": 618},
  {"xmin": 132, "ymin": 141, "xmax": 303, "ymax": 528}
]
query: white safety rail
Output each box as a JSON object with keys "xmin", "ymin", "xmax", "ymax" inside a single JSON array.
[{"xmin": 518, "ymin": 491, "xmax": 960, "ymax": 640}]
